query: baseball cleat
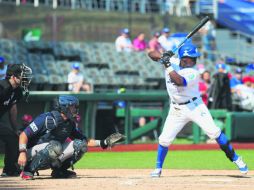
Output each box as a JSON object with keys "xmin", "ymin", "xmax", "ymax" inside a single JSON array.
[
  {"xmin": 233, "ymin": 157, "xmax": 248, "ymax": 174},
  {"xmin": 51, "ymin": 169, "xmax": 77, "ymax": 179},
  {"xmin": 150, "ymin": 168, "xmax": 162, "ymax": 178},
  {"xmin": 20, "ymin": 171, "xmax": 34, "ymax": 180}
]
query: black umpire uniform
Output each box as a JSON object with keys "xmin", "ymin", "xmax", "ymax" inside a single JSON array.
[{"xmin": 0, "ymin": 63, "xmax": 32, "ymax": 176}]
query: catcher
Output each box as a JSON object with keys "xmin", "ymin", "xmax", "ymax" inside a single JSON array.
[{"xmin": 18, "ymin": 95, "xmax": 124, "ymax": 180}]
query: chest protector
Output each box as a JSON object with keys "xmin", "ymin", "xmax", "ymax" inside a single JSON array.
[{"xmin": 50, "ymin": 111, "xmax": 75, "ymax": 143}]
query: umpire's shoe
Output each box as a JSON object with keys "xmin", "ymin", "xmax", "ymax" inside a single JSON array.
[
  {"xmin": 51, "ymin": 169, "xmax": 76, "ymax": 179},
  {"xmin": 20, "ymin": 171, "xmax": 34, "ymax": 180},
  {"xmin": 233, "ymin": 157, "xmax": 248, "ymax": 174},
  {"xmin": 150, "ymin": 168, "xmax": 162, "ymax": 178}
]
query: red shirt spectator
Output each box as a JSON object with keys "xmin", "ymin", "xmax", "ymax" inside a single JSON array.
[{"xmin": 199, "ymin": 70, "xmax": 211, "ymax": 105}]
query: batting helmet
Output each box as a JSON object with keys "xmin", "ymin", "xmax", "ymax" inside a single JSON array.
[
  {"xmin": 56, "ymin": 95, "xmax": 79, "ymax": 121},
  {"xmin": 178, "ymin": 43, "xmax": 201, "ymax": 59}
]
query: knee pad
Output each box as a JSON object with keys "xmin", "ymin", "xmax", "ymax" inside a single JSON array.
[
  {"xmin": 73, "ymin": 139, "xmax": 87, "ymax": 160},
  {"xmin": 47, "ymin": 140, "xmax": 63, "ymax": 159},
  {"xmin": 56, "ymin": 140, "xmax": 87, "ymax": 170},
  {"xmin": 29, "ymin": 141, "xmax": 63, "ymax": 172}
]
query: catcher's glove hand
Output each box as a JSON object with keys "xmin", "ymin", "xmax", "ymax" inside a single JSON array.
[{"xmin": 100, "ymin": 133, "xmax": 125, "ymax": 149}]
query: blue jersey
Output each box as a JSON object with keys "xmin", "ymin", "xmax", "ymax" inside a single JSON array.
[
  {"xmin": 23, "ymin": 111, "xmax": 86, "ymax": 148},
  {"xmin": 230, "ymin": 77, "xmax": 243, "ymax": 88}
]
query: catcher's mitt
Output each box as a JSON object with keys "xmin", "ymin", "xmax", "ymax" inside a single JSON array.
[{"xmin": 105, "ymin": 133, "xmax": 125, "ymax": 148}]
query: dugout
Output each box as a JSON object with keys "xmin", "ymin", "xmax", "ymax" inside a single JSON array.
[{"xmin": 230, "ymin": 112, "xmax": 254, "ymax": 142}]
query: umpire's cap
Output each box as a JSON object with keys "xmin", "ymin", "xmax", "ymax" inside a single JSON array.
[{"xmin": 6, "ymin": 64, "xmax": 23, "ymax": 78}]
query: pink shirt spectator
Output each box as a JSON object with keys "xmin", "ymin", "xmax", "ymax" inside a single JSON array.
[
  {"xmin": 133, "ymin": 33, "xmax": 147, "ymax": 51},
  {"xmin": 148, "ymin": 32, "xmax": 163, "ymax": 53},
  {"xmin": 149, "ymin": 39, "xmax": 162, "ymax": 52}
]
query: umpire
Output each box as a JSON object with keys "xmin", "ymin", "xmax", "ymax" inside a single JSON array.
[{"xmin": 0, "ymin": 63, "xmax": 32, "ymax": 176}]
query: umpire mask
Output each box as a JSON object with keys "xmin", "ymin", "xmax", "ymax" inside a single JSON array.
[
  {"xmin": 6, "ymin": 63, "xmax": 33, "ymax": 99},
  {"xmin": 20, "ymin": 63, "xmax": 33, "ymax": 94}
]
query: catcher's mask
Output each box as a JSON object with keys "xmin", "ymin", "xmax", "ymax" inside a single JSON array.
[
  {"xmin": 56, "ymin": 95, "xmax": 79, "ymax": 121},
  {"xmin": 6, "ymin": 63, "xmax": 33, "ymax": 96}
]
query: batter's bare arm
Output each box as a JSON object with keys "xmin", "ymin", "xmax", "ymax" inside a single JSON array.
[{"xmin": 167, "ymin": 71, "xmax": 185, "ymax": 86}]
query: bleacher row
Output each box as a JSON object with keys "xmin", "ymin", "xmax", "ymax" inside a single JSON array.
[{"xmin": 0, "ymin": 39, "xmax": 165, "ymax": 92}]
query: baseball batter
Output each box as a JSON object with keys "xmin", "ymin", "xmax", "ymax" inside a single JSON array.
[{"xmin": 149, "ymin": 43, "xmax": 248, "ymax": 177}]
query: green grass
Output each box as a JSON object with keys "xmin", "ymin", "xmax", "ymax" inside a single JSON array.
[
  {"xmin": 75, "ymin": 150, "xmax": 254, "ymax": 170},
  {"xmin": 1, "ymin": 150, "xmax": 253, "ymax": 170}
]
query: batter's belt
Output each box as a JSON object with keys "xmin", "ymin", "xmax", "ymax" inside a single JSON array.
[{"xmin": 172, "ymin": 97, "xmax": 198, "ymax": 105}]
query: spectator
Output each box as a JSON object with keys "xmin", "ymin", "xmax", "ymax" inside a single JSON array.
[
  {"xmin": 132, "ymin": 33, "xmax": 147, "ymax": 52},
  {"xmin": 67, "ymin": 63, "xmax": 92, "ymax": 93},
  {"xmin": 0, "ymin": 63, "xmax": 32, "ymax": 177},
  {"xmin": 199, "ymin": 20, "xmax": 216, "ymax": 61},
  {"xmin": 0, "ymin": 57, "xmax": 7, "ymax": 80},
  {"xmin": 245, "ymin": 63, "xmax": 254, "ymax": 74},
  {"xmin": 21, "ymin": 114, "xmax": 33, "ymax": 131},
  {"xmin": 148, "ymin": 32, "xmax": 163, "ymax": 53},
  {"xmin": 251, "ymin": 76, "xmax": 254, "ymax": 89},
  {"xmin": 158, "ymin": 27, "xmax": 176, "ymax": 51},
  {"xmin": 230, "ymin": 68, "xmax": 243, "ymax": 92},
  {"xmin": 208, "ymin": 63, "xmax": 232, "ymax": 110},
  {"xmin": 199, "ymin": 70, "xmax": 211, "ymax": 105},
  {"xmin": 115, "ymin": 28, "xmax": 133, "ymax": 52},
  {"xmin": 232, "ymin": 76, "xmax": 254, "ymax": 111},
  {"xmin": 242, "ymin": 76, "xmax": 253, "ymax": 88}
]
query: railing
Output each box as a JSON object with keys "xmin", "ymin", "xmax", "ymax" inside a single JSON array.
[{"xmin": 0, "ymin": 0, "xmax": 197, "ymax": 16}]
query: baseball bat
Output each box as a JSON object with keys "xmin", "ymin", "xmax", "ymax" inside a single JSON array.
[{"xmin": 171, "ymin": 16, "xmax": 210, "ymax": 54}]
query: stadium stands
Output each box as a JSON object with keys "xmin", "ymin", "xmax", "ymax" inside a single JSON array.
[
  {"xmin": 0, "ymin": 27, "xmax": 253, "ymax": 92},
  {"xmin": 0, "ymin": 39, "xmax": 167, "ymax": 92}
]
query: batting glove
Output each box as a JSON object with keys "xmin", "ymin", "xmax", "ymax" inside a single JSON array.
[{"xmin": 159, "ymin": 50, "xmax": 174, "ymax": 68}]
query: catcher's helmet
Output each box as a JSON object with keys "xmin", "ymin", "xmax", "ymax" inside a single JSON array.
[
  {"xmin": 178, "ymin": 43, "xmax": 201, "ymax": 59},
  {"xmin": 56, "ymin": 95, "xmax": 79, "ymax": 121},
  {"xmin": 6, "ymin": 63, "xmax": 32, "ymax": 94}
]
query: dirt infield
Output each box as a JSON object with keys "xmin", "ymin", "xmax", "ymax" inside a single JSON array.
[{"xmin": 1, "ymin": 169, "xmax": 253, "ymax": 190}]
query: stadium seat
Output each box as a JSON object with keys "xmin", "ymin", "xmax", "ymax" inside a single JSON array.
[
  {"xmin": 46, "ymin": 74, "xmax": 67, "ymax": 91},
  {"xmin": 32, "ymin": 74, "xmax": 49, "ymax": 91}
]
